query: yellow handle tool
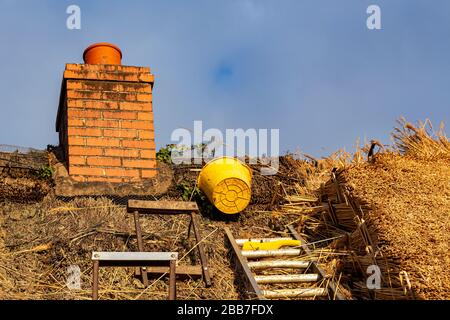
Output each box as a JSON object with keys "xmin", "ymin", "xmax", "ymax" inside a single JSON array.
[{"xmin": 242, "ymin": 239, "xmax": 301, "ymax": 251}]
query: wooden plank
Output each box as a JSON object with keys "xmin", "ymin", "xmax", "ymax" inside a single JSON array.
[
  {"xmin": 287, "ymin": 225, "xmax": 346, "ymax": 300},
  {"xmin": 92, "ymin": 260, "xmax": 99, "ymax": 300},
  {"xmin": 241, "ymin": 249, "xmax": 301, "ymax": 258},
  {"xmin": 169, "ymin": 260, "xmax": 176, "ymax": 300},
  {"xmin": 133, "ymin": 211, "xmax": 148, "ymax": 286},
  {"xmin": 255, "ymin": 274, "xmax": 320, "ymax": 284},
  {"xmin": 235, "ymin": 237, "xmax": 293, "ymax": 245},
  {"xmin": 262, "ymin": 288, "xmax": 328, "ymax": 299},
  {"xmin": 224, "ymin": 227, "xmax": 266, "ymax": 300},
  {"xmin": 190, "ymin": 213, "xmax": 212, "ymax": 287},
  {"xmin": 127, "ymin": 200, "xmax": 198, "ymax": 214},
  {"xmin": 143, "ymin": 265, "xmax": 206, "ymax": 277},
  {"xmin": 247, "ymin": 260, "xmax": 310, "ymax": 270}
]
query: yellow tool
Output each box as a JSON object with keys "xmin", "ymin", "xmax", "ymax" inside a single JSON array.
[{"xmin": 242, "ymin": 239, "xmax": 301, "ymax": 251}]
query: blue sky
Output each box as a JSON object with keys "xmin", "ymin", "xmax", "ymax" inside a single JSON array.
[{"xmin": 0, "ymin": 0, "xmax": 448, "ymax": 157}]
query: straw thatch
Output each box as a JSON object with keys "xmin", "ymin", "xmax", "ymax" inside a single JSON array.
[
  {"xmin": 0, "ymin": 156, "xmax": 305, "ymax": 300},
  {"xmin": 341, "ymin": 154, "xmax": 449, "ymax": 298},
  {"xmin": 0, "ymin": 118, "xmax": 448, "ymax": 300},
  {"xmin": 305, "ymin": 119, "xmax": 449, "ymax": 300}
]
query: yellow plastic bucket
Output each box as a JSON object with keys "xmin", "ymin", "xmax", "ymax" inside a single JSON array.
[{"xmin": 197, "ymin": 157, "xmax": 252, "ymax": 214}]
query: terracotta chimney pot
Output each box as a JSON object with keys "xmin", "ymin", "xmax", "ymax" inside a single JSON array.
[{"xmin": 83, "ymin": 42, "xmax": 122, "ymax": 65}]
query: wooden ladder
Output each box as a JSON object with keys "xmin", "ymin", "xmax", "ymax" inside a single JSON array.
[{"xmin": 225, "ymin": 225, "xmax": 345, "ymax": 300}]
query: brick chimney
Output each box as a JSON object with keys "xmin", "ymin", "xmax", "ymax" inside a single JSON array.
[{"xmin": 56, "ymin": 43, "xmax": 156, "ymax": 183}]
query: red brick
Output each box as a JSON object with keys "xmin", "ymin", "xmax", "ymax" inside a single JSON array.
[
  {"xmin": 69, "ymin": 81, "xmax": 129, "ymax": 92},
  {"xmin": 85, "ymin": 119, "xmax": 119, "ymax": 128},
  {"xmin": 104, "ymin": 148, "xmax": 140, "ymax": 158},
  {"xmin": 63, "ymin": 69, "xmax": 91, "ymax": 79},
  {"xmin": 86, "ymin": 176, "xmax": 123, "ymax": 183},
  {"xmin": 110, "ymin": 83, "xmax": 124, "ymax": 92},
  {"xmin": 63, "ymin": 62, "xmax": 158, "ymax": 183},
  {"xmin": 63, "ymin": 70, "xmax": 104, "ymax": 81},
  {"xmin": 84, "ymin": 100, "xmax": 119, "ymax": 110},
  {"xmin": 87, "ymin": 81, "xmax": 149, "ymax": 93},
  {"xmin": 142, "ymin": 169, "xmax": 158, "ymax": 178},
  {"xmin": 101, "ymin": 92, "xmax": 128, "ymax": 101},
  {"xmin": 66, "ymin": 64, "xmax": 150, "ymax": 74},
  {"xmin": 66, "ymin": 81, "xmax": 83, "ymax": 90},
  {"xmin": 87, "ymin": 157, "xmax": 121, "ymax": 167},
  {"xmin": 120, "ymin": 83, "xmax": 151, "ymax": 93},
  {"xmin": 69, "ymin": 156, "xmax": 86, "ymax": 165},
  {"xmin": 65, "ymin": 64, "xmax": 82, "ymax": 71},
  {"xmin": 66, "ymin": 64, "xmax": 105, "ymax": 72},
  {"xmin": 86, "ymin": 138, "xmax": 120, "ymax": 147},
  {"xmin": 67, "ymin": 99, "xmax": 84, "ymax": 108},
  {"xmin": 67, "ymin": 90, "xmax": 102, "ymax": 99},
  {"xmin": 64, "ymin": 69, "xmax": 98, "ymax": 79},
  {"xmin": 64, "ymin": 70, "xmax": 154, "ymax": 83},
  {"xmin": 103, "ymin": 91, "xmax": 151, "ymax": 101},
  {"xmin": 137, "ymin": 112, "xmax": 153, "ymax": 121},
  {"xmin": 119, "ymin": 65, "xmax": 151, "ymax": 73},
  {"xmin": 104, "ymin": 129, "xmax": 137, "ymax": 139},
  {"xmin": 68, "ymin": 127, "xmax": 102, "ymax": 137},
  {"xmin": 69, "ymin": 166, "xmax": 105, "ymax": 176},
  {"xmin": 119, "ymin": 102, "xmax": 152, "ymax": 111},
  {"xmin": 136, "ymin": 94, "xmax": 152, "ymax": 102},
  {"xmin": 121, "ymin": 120, "xmax": 152, "ymax": 130},
  {"xmin": 122, "ymin": 140, "xmax": 154, "ymax": 149},
  {"xmin": 139, "ymin": 73, "xmax": 154, "ymax": 83},
  {"xmin": 104, "ymin": 168, "xmax": 139, "ymax": 177},
  {"xmin": 69, "ymin": 146, "xmax": 103, "ymax": 156},
  {"xmin": 68, "ymin": 118, "xmax": 85, "ymax": 127},
  {"xmin": 138, "ymin": 130, "xmax": 155, "ymax": 140},
  {"xmin": 122, "ymin": 74, "xmax": 142, "ymax": 82},
  {"xmin": 103, "ymin": 111, "xmax": 137, "ymax": 120},
  {"xmin": 68, "ymin": 109, "xmax": 101, "ymax": 118},
  {"xmin": 68, "ymin": 136, "xmax": 85, "ymax": 146},
  {"xmin": 101, "ymin": 65, "xmax": 119, "ymax": 72},
  {"xmin": 123, "ymin": 159, "xmax": 156, "ymax": 169},
  {"xmin": 140, "ymin": 149, "xmax": 156, "ymax": 159}
]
